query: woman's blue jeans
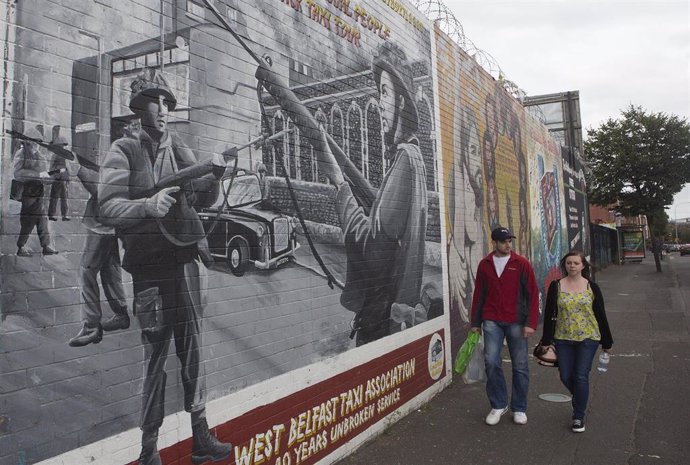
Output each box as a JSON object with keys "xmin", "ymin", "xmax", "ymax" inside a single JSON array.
[
  {"xmin": 554, "ymin": 338, "xmax": 599, "ymax": 420},
  {"xmin": 482, "ymin": 320, "xmax": 530, "ymax": 412}
]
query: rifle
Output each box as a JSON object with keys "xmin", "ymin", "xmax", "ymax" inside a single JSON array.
[
  {"xmin": 6, "ymin": 129, "xmax": 100, "ymax": 171},
  {"xmin": 141, "ymin": 128, "xmax": 292, "ymax": 199},
  {"xmin": 199, "ymin": 0, "xmax": 376, "ymax": 212}
]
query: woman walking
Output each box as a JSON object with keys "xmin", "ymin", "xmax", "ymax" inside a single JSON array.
[{"xmin": 538, "ymin": 251, "xmax": 613, "ymax": 433}]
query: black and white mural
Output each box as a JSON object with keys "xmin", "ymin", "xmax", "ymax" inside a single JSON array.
[{"xmin": 0, "ymin": 1, "xmax": 442, "ymax": 463}]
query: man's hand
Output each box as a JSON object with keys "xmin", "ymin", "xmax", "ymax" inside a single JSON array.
[
  {"xmin": 145, "ymin": 186, "xmax": 180, "ymax": 218},
  {"xmin": 523, "ymin": 326, "xmax": 535, "ymax": 338},
  {"xmin": 470, "ymin": 327, "xmax": 482, "ymax": 335}
]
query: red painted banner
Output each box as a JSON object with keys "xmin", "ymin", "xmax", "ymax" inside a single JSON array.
[{"xmin": 129, "ymin": 331, "xmax": 446, "ymax": 465}]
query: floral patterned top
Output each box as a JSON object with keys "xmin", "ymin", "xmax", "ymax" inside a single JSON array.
[{"xmin": 554, "ymin": 288, "xmax": 601, "ymax": 341}]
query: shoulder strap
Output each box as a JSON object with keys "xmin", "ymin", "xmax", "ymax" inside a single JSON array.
[{"xmin": 552, "ymin": 280, "xmax": 560, "ymax": 321}]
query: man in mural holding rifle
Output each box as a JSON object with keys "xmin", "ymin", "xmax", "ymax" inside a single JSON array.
[
  {"xmin": 339, "ymin": 42, "xmax": 428, "ymax": 346},
  {"xmin": 261, "ymin": 42, "xmax": 428, "ymax": 346},
  {"xmin": 98, "ymin": 68, "xmax": 233, "ymax": 465},
  {"xmin": 12, "ymin": 126, "xmax": 60, "ymax": 256}
]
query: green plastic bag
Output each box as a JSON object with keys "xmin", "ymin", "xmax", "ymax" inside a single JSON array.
[{"xmin": 454, "ymin": 331, "xmax": 480, "ymax": 374}]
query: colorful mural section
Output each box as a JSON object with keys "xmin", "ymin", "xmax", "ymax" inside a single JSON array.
[{"xmin": 436, "ymin": 26, "xmax": 570, "ymax": 348}]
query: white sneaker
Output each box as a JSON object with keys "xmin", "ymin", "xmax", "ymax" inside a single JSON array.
[
  {"xmin": 485, "ymin": 407, "xmax": 508, "ymax": 425},
  {"xmin": 513, "ymin": 411, "xmax": 527, "ymax": 425}
]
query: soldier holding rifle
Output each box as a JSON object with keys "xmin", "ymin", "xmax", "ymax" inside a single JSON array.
[
  {"xmin": 328, "ymin": 42, "xmax": 428, "ymax": 345},
  {"xmin": 12, "ymin": 126, "xmax": 60, "ymax": 256},
  {"xmin": 257, "ymin": 42, "xmax": 429, "ymax": 346},
  {"xmin": 98, "ymin": 68, "xmax": 233, "ymax": 465}
]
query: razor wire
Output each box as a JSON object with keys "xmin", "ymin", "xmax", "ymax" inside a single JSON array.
[{"xmin": 411, "ymin": 0, "xmax": 527, "ymax": 101}]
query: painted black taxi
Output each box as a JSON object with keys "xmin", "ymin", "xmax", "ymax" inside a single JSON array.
[{"xmin": 199, "ymin": 170, "xmax": 300, "ymax": 276}]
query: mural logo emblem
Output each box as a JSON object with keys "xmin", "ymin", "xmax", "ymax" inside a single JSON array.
[{"xmin": 427, "ymin": 333, "xmax": 445, "ymax": 380}]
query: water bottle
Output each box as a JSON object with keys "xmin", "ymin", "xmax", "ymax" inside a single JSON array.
[{"xmin": 597, "ymin": 351, "xmax": 610, "ymax": 373}]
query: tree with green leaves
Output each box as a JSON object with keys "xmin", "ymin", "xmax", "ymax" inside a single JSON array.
[{"xmin": 585, "ymin": 105, "xmax": 690, "ymax": 272}]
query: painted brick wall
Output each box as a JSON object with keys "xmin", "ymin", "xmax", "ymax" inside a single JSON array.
[{"xmin": 0, "ymin": 1, "xmax": 582, "ymax": 464}]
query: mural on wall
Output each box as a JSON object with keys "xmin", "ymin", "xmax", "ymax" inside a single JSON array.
[
  {"xmin": 438, "ymin": 24, "xmax": 578, "ymax": 350},
  {"xmin": 0, "ymin": 1, "xmax": 443, "ymax": 464},
  {"xmin": 529, "ymin": 131, "xmax": 567, "ymax": 293},
  {"xmin": 561, "ymin": 146, "xmax": 589, "ymax": 253},
  {"xmin": 436, "ymin": 32, "xmax": 486, "ymax": 349},
  {"xmin": 437, "ymin": 28, "xmax": 536, "ymax": 352},
  {"xmin": 483, "ymin": 82, "xmax": 531, "ymax": 258}
]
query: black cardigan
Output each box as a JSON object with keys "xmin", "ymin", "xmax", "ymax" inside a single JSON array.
[{"xmin": 539, "ymin": 279, "xmax": 613, "ymax": 350}]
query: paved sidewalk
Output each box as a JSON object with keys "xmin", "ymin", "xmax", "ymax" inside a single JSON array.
[{"xmin": 337, "ymin": 256, "xmax": 690, "ymax": 465}]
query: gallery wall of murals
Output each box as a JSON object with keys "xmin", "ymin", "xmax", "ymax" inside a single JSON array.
[{"xmin": 0, "ymin": 0, "xmax": 582, "ymax": 464}]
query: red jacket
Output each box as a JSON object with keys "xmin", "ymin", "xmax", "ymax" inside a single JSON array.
[{"xmin": 470, "ymin": 251, "xmax": 540, "ymax": 330}]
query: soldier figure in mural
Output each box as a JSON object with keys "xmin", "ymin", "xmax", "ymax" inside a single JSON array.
[
  {"xmin": 12, "ymin": 126, "xmax": 59, "ymax": 256},
  {"xmin": 255, "ymin": 161, "xmax": 272, "ymax": 208},
  {"xmin": 98, "ymin": 68, "xmax": 232, "ymax": 465},
  {"xmin": 68, "ymin": 118, "xmax": 138, "ymax": 347},
  {"xmin": 47, "ymin": 130, "xmax": 71, "ymax": 221},
  {"xmin": 278, "ymin": 42, "xmax": 428, "ymax": 346},
  {"xmin": 112, "ymin": 113, "xmax": 142, "ymax": 141}
]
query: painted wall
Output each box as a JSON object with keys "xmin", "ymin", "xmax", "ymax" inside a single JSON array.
[
  {"xmin": 436, "ymin": 28, "xmax": 569, "ymax": 353},
  {"xmin": 0, "ymin": 1, "xmax": 580, "ymax": 464}
]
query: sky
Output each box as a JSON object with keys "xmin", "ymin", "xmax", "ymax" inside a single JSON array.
[{"xmin": 439, "ymin": 0, "xmax": 690, "ymax": 219}]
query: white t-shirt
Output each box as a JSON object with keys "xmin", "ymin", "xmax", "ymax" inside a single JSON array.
[{"xmin": 493, "ymin": 255, "xmax": 510, "ymax": 277}]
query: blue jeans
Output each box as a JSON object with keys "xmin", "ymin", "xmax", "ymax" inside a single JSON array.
[
  {"xmin": 554, "ymin": 338, "xmax": 599, "ymax": 420},
  {"xmin": 482, "ymin": 320, "xmax": 530, "ymax": 412}
]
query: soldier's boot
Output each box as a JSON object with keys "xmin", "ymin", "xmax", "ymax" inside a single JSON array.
[
  {"xmin": 102, "ymin": 313, "xmax": 130, "ymax": 332},
  {"xmin": 138, "ymin": 429, "xmax": 161, "ymax": 465},
  {"xmin": 191, "ymin": 418, "xmax": 232, "ymax": 464},
  {"xmin": 68, "ymin": 323, "xmax": 103, "ymax": 347}
]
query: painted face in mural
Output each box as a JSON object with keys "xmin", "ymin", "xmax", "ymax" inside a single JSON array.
[
  {"xmin": 493, "ymin": 238, "xmax": 512, "ymax": 257},
  {"xmin": 139, "ymin": 94, "xmax": 169, "ymax": 138},
  {"xmin": 378, "ymin": 70, "xmax": 400, "ymax": 139}
]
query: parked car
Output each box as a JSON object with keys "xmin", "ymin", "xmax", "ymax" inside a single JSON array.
[
  {"xmin": 199, "ymin": 170, "xmax": 300, "ymax": 276},
  {"xmin": 680, "ymin": 244, "xmax": 690, "ymax": 256}
]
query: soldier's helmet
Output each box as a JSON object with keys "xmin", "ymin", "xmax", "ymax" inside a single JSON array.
[
  {"xmin": 129, "ymin": 68, "xmax": 177, "ymax": 112},
  {"xmin": 371, "ymin": 42, "xmax": 419, "ymax": 132}
]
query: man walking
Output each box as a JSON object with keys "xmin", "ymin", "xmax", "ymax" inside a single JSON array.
[
  {"xmin": 470, "ymin": 227, "xmax": 539, "ymax": 426},
  {"xmin": 98, "ymin": 68, "xmax": 231, "ymax": 465}
]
